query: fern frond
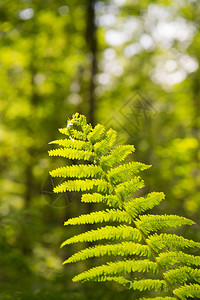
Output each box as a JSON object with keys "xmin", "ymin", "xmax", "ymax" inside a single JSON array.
[
  {"xmin": 48, "ymin": 148, "xmax": 95, "ymax": 161},
  {"xmin": 130, "ymin": 279, "xmax": 168, "ymax": 292},
  {"xmin": 59, "ymin": 127, "xmax": 86, "ymax": 140},
  {"xmin": 100, "ymin": 145, "xmax": 135, "ymax": 168},
  {"xmin": 125, "ymin": 192, "xmax": 165, "ymax": 218},
  {"xmin": 107, "ymin": 162, "xmax": 151, "ymax": 184},
  {"xmin": 49, "ymin": 113, "xmax": 200, "ymax": 298},
  {"xmin": 164, "ymin": 266, "xmax": 200, "ymax": 285},
  {"xmin": 87, "ymin": 124, "xmax": 105, "ymax": 143},
  {"xmin": 102, "ymin": 128, "xmax": 117, "ymax": 149},
  {"xmin": 94, "ymin": 128, "xmax": 117, "ymax": 155},
  {"xmin": 64, "ymin": 209, "xmax": 132, "ymax": 226},
  {"xmin": 72, "ymin": 259, "xmax": 159, "ymax": 282},
  {"xmin": 81, "ymin": 193, "xmax": 122, "ymax": 208},
  {"xmin": 136, "ymin": 215, "xmax": 195, "ymax": 235},
  {"xmin": 53, "ymin": 179, "xmax": 111, "ymax": 193},
  {"xmin": 58, "ymin": 113, "xmax": 92, "ymax": 140},
  {"xmin": 64, "ymin": 242, "xmax": 151, "ymax": 264},
  {"xmin": 71, "ymin": 112, "xmax": 88, "ymax": 127},
  {"xmin": 158, "ymin": 251, "xmax": 200, "ymax": 268},
  {"xmin": 173, "ymin": 283, "xmax": 200, "ymax": 299},
  {"xmin": 49, "ymin": 139, "xmax": 92, "ymax": 151},
  {"xmin": 147, "ymin": 233, "xmax": 200, "ymax": 252},
  {"xmin": 61, "ymin": 225, "xmax": 142, "ymax": 247},
  {"xmin": 50, "ymin": 165, "xmax": 103, "ymax": 179},
  {"xmin": 115, "ymin": 177, "xmax": 145, "ymax": 199}
]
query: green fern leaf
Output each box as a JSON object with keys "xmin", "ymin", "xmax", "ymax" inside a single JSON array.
[
  {"xmin": 87, "ymin": 124, "xmax": 105, "ymax": 143},
  {"xmin": 49, "ymin": 139, "xmax": 92, "ymax": 151},
  {"xmin": 125, "ymin": 192, "xmax": 165, "ymax": 218},
  {"xmin": 94, "ymin": 128, "xmax": 117, "ymax": 155},
  {"xmin": 130, "ymin": 279, "xmax": 168, "ymax": 292},
  {"xmin": 81, "ymin": 193, "xmax": 122, "ymax": 208},
  {"xmin": 53, "ymin": 179, "xmax": 111, "ymax": 193},
  {"xmin": 158, "ymin": 251, "xmax": 200, "ymax": 268},
  {"xmin": 136, "ymin": 214, "xmax": 195, "ymax": 234},
  {"xmin": 58, "ymin": 113, "xmax": 92, "ymax": 140},
  {"xmin": 58, "ymin": 113, "xmax": 91, "ymax": 140},
  {"xmin": 64, "ymin": 242, "xmax": 151, "ymax": 264},
  {"xmin": 48, "ymin": 148, "xmax": 95, "ymax": 161},
  {"xmin": 72, "ymin": 259, "xmax": 159, "ymax": 282},
  {"xmin": 173, "ymin": 283, "xmax": 200, "ymax": 299},
  {"xmin": 64, "ymin": 209, "xmax": 132, "ymax": 226},
  {"xmin": 147, "ymin": 233, "xmax": 200, "ymax": 251},
  {"xmin": 115, "ymin": 177, "xmax": 145, "ymax": 199},
  {"xmin": 50, "ymin": 165, "xmax": 103, "ymax": 179},
  {"xmin": 100, "ymin": 145, "xmax": 135, "ymax": 168},
  {"xmin": 164, "ymin": 266, "xmax": 200, "ymax": 285},
  {"xmin": 107, "ymin": 162, "xmax": 151, "ymax": 184},
  {"xmin": 59, "ymin": 127, "xmax": 86, "ymax": 140},
  {"xmin": 61, "ymin": 225, "xmax": 142, "ymax": 247}
]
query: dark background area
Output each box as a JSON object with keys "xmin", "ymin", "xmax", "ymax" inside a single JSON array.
[{"xmin": 0, "ymin": 0, "xmax": 200, "ymax": 299}]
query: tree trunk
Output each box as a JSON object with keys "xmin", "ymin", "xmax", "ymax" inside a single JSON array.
[{"xmin": 86, "ymin": 0, "xmax": 97, "ymax": 126}]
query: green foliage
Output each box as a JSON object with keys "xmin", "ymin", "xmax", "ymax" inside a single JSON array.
[
  {"xmin": 49, "ymin": 113, "xmax": 200, "ymax": 299},
  {"xmin": 64, "ymin": 209, "xmax": 132, "ymax": 226},
  {"xmin": 173, "ymin": 284, "xmax": 200, "ymax": 299},
  {"xmin": 147, "ymin": 234, "xmax": 200, "ymax": 251},
  {"xmin": 2, "ymin": 0, "xmax": 200, "ymax": 299},
  {"xmin": 61, "ymin": 225, "xmax": 142, "ymax": 247},
  {"xmin": 72, "ymin": 259, "xmax": 159, "ymax": 283},
  {"xmin": 136, "ymin": 215, "xmax": 194, "ymax": 235}
]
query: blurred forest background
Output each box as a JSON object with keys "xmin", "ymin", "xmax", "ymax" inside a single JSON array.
[{"xmin": 0, "ymin": 0, "xmax": 200, "ymax": 299}]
